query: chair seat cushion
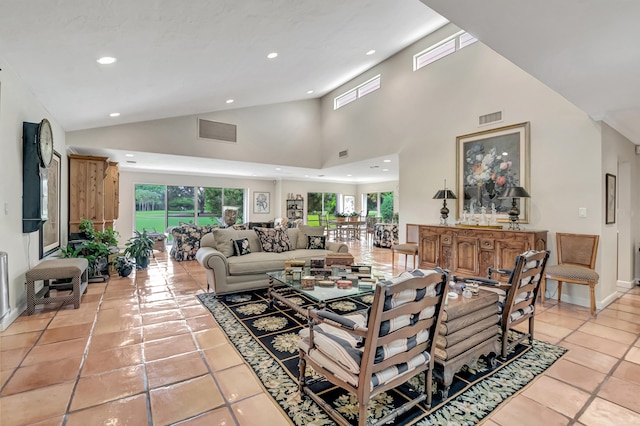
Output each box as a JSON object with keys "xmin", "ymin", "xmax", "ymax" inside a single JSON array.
[
  {"xmin": 391, "ymin": 244, "xmax": 418, "ymax": 254},
  {"xmin": 546, "ymin": 264, "xmax": 599, "ymax": 282}
]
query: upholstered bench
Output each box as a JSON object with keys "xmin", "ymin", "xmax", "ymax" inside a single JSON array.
[{"xmin": 25, "ymin": 258, "xmax": 89, "ymax": 315}]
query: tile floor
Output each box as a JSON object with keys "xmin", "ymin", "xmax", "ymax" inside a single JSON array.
[{"xmin": 1, "ymin": 240, "xmax": 640, "ymax": 425}]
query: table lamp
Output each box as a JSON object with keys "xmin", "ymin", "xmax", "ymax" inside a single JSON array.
[
  {"xmin": 501, "ymin": 186, "xmax": 530, "ymax": 230},
  {"xmin": 433, "ymin": 180, "xmax": 457, "ymax": 225}
]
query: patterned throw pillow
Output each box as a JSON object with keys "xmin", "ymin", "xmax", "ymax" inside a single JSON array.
[
  {"xmin": 254, "ymin": 227, "xmax": 293, "ymax": 253},
  {"xmin": 232, "ymin": 238, "xmax": 251, "ymax": 256},
  {"xmin": 307, "ymin": 235, "xmax": 326, "ymax": 250}
]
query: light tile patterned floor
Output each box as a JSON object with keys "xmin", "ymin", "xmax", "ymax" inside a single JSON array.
[{"xmin": 1, "ymin": 240, "xmax": 640, "ymax": 425}]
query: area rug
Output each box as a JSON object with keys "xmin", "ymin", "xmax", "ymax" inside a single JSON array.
[{"xmin": 198, "ymin": 288, "xmax": 566, "ymax": 425}]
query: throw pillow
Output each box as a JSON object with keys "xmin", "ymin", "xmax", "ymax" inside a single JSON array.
[
  {"xmin": 212, "ymin": 228, "xmax": 238, "ymax": 257},
  {"xmin": 297, "ymin": 225, "xmax": 326, "ymax": 249},
  {"xmin": 307, "ymin": 235, "xmax": 326, "ymax": 250},
  {"xmin": 232, "ymin": 238, "xmax": 251, "ymax": 256},
  {"xmin": 254, "ymin": 227, "xmax": 293, "ymax": 253}
]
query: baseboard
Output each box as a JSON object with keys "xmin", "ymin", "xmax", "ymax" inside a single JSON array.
[
  {"xmin": 617, "ymin": 279, "xmax": 636, "ymax": 289},
  {"xmin": 0, "ymin": 300, "xmax": 27, "ymax": 331}
]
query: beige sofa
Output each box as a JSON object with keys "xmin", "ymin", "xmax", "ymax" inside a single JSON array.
[{"xmin": 196, "ymin": 225, "xmax": 348, "ymax": 295}]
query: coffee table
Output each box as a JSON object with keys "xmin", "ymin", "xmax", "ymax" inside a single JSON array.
[{"xmin": 266, "ymin": 269, "xmax": 377, "ymax": 317}]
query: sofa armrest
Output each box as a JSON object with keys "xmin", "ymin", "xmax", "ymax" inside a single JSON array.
[
  {"xmin": 196, "ymin": 247, "xmax": 229, "ymax": 272},
  {"xmin": 326, "ymin": 241, "xmax": 348, "ymax": 253}
]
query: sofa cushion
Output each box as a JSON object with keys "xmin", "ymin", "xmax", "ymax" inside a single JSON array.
[
  {"xmin": 232, "ymin": 238, "xmax": 251, "ymax": 256},
  {"xmin": 307, "ymin": 235, "xmax": 326, "ymax": 250},
  {"xmin": 212, "ymin": 228, "xmax": 239, "ymax": 257},
  {"xmin": 234, "ymin": 229, "xmax": 263, "ymax": 253},
  {"xmin": 254, "ymin": 227, "xmax": 293, "ymax": 253},
  {"xmin": 227, "ymin": 252, "xmax": 293, "ymax": 275},
  {"xmin": 296, "ymin": 225, "xmax": 326, "ymax": 249}
]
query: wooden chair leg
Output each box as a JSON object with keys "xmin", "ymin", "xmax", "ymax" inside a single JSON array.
[
  {"xmin": 540, "ymin": 276, "xmax": 546, "ymax": 304},
  {"xmin": 590, "ymin": 283, "xmax": 597, "ymax": 316},
  {"xmin": 392, "ymin": 250, "xmax": 396, "ymax": 269},
  {"xmin": 557, "ymin": 281, "xmax": 563, "ymax": 302},
  {"xmin": 404, "ymin": 253, "xmax": 407, "ymax": 269}
]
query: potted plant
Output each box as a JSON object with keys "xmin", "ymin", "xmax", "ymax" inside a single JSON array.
[
  {"xmin": 349, "ymin": 211, "xmax": 360, "ymax": 221},
  {"xmin": 335, "ymin": 211, "xmax": 348, "ymax": 222},
  {"xmin": 112, "ymin": 255, "xmax": 134, "ymax": 277},
  {"xmin": 124, "ymin": 230, "xmax": 155, "ymax": 269}
]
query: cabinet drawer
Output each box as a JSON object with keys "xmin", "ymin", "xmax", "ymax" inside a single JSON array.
[
  {"xmin": 480, "ymin": 239, "xmax": 494, "ymax": 249},
  {"xmin": 442, "ymin": 235, "xmax": 453, "ymax": 245}
]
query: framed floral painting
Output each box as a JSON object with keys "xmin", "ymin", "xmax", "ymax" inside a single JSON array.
[{"xmin": 456, "ymin": 122, "xmax": 530, "ymax": 223}]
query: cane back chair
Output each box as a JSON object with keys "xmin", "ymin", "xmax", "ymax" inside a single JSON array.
[
  {"xmin": 456, "ymin": 250, "xmax": 549, "ymax": 359},
  {"xmin": 298, "ymin": 269, "xmax": 448, "ymax": 426}
]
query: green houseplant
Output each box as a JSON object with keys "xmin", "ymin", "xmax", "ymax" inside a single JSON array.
[
  {"xmin": 62, "ymin": 218, "xmax": 118, "ymax": 277},
  {"xmin": 112, "ymin": 255, "xmax": 134, "ymax": 277},
  {"xmin": 124, "ymin": 230, "xmax": 154, "ymax": 269}
]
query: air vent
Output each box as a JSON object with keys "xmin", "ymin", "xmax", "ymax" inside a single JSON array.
[
  {"xmin": 126, "ymin": 160, "xmax": 136, "ymax": 164},
  {"xmin": 479, "ymin": 111, "xmax": 503, "ymax": 126},
  {"xmin": 198, "ymin": 118, "xmax": 237, "ymax": 143},
  {"xmin": 339, "ymin": 150, "xmax": 349, "ymax": 159}
]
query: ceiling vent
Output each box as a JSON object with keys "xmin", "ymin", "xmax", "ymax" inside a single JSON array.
[
  {"xmin": 198, "ymin": 118, "xmax": 237, "ymax": 143},
  {"xmin": 479, "ymin": 111, "xmax": 503, "ymax": 126},
  {"xmin": 338, "ymin": 149, "xmax": 349, "ymax": 159}
]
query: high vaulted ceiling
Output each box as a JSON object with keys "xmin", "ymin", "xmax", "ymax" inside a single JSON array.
[
  {"xmin": 421, "ymin": 0, "xmax": 640, "ymax": 145},
  {"xmin": 1, "ymin": 1, "xmax": 637, "ymax": 183}
]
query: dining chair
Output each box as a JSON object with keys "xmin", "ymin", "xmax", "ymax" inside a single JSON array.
[{"xmin": 543, "ymin": 233, "xmax": 599, "ymax": 316}]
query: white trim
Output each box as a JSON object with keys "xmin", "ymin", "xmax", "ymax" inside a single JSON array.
[{"xmin": 617, "ymin": 279, "xmax": 636, "ymax": 289}]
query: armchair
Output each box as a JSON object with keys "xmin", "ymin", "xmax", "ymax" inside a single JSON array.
[
  {"xmin": 298, "ymin": 269, "xmax": 447, "ymax": 426},
  {"xmin": 455, "ymin": 250, "xmax": 549, "ymax": 359}
]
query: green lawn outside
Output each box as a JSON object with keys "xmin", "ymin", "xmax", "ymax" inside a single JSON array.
[{"xmin": 135, "ymin": 210, "xmax": 225, "ymax": 233}]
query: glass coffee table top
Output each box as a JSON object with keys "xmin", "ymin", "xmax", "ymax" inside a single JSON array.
[{"xmin": 267, "ymin": 269, "xmax": 383, "ymax": 304}]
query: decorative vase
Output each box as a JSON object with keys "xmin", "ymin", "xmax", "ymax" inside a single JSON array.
[{"xmin": 136, "ymin": 255, "xmax": 150, "ymax": 270}]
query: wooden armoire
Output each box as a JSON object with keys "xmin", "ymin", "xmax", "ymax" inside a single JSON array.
[{"xmin": 68, "ymin": 154, "xmax": 119, "ymax": 234}]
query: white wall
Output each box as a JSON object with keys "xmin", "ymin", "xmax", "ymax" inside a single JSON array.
[
  {"xmin": 67, "ymin": 99, "xmax": 324, "ymax": 169},
  {"xmin": 0, "ymin": 58, "xmax": 68, "ymax": 330},
  {"xmin": 320, "ymin": 24, "xmax": 610, "ymax": 308},
  {"xmin": 601, "ymin": 123, "xmax": 640, "ymax": 293}
]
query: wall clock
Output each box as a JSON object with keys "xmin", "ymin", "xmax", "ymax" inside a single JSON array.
[
  {"xmin": 37, "ymin": 119, "xmax": 54, "ymax": 168},
  {"xmin": 22, "ymin": 120, "xmax": 51, "ymax": 233}
]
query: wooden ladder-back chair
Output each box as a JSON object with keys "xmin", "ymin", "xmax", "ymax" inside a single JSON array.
[
  {"xmin": 543, "ymin": 233, "xmax": 599, "ymax": 316},
  {"xmin": 456, "ymin": 250, "xmax": 549, "ymax": 359},
  {"xmin": 298, "ymin": 269, "xmax": 447, "ymax": 426}
]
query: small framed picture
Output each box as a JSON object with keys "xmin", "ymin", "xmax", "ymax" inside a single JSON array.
[
  {"xmin": 253, "ymin": 191, "xmax": 270, "ymax": 214},
  {"xmin": 605, "ymin": 173, "xmax": 616, "ymax": 224}
]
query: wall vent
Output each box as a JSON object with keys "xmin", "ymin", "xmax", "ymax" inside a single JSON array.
[
  {"xmin": 479, "ymin": 111, "xmax": 503, "ymax": 126},
  {"xmin": 338, "ymin": 149, "xmax": 349, "ymax": 159},
  {"xmin": 198, "ymin": 118, "xmax": 237, "ymax": 143}
]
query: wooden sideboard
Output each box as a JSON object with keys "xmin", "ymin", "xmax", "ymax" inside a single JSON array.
[{"xmin": 417, "ymin": 225, "xmax": 547, "ymax": 278}]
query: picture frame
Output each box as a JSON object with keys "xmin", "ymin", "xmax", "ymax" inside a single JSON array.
[
  {"xmin": 605, "ymin": 173, "xmax": 616, "ymax": 224},
  {"xmin": 456, "ymin": 122, "xmax": 530, "ymax": 223},
  {"xmin": 40, "ymin": 151, "xmax": 61, "ymax": 258},
  {"xmin": 253, "ymin": 191, "xmax": 270, "ymax": 214}
]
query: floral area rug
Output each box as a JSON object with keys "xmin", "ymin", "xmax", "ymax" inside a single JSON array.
[{"xmin": 197, "ymin": 288, "xmax": 566, "ymax": 425}]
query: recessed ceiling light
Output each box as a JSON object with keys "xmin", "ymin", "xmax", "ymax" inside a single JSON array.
[
  {"xmin": 366, "ymin": 50, "xmax": 376, "ymax": 56},
  {"xmin": 382, "ymin": 169, "xmax": 389, "ymax": 172},
  {"xmin": 97, "ymin": 56, "xmax": 117, "ymax": 65},
  {"xmin": 226, "ymin": 99, "xmax": 234, "ymax": 104},
  {"xmin": 383, "ymin": 159, "xmax": 391, "ymax": 163},
  {"xmin": 347, "ymin": 174, "xmax": 352, "ymax": 177},
  {"xmin": 304, "ymin": 175, "xmax": 309, "ymax": 178},
  {"xmin": 275, "ymin": 167, "xmax": 281, "ymax": 171},
  {"xmin": 307, "ymin": 90, "xmax": 314, "ymax": 94},
  {"xmin": 109, "ymin": 112, "xmax": 120, "ymax": 117},
  {"xmin": 267, "ymin": 52, "xmax": 278, "ymax": 59},
  {"xmin": 125, "ymin": 154, "xmax": 134, "ymax": 157}
]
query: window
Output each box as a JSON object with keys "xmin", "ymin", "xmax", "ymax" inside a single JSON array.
[
  {"xmin": 135, "ymin": 184, "xmax": 246, "ymax": 238},
  {"xmin": 413, "ymin": 31, "xmax": 478, "ymax": 71},
  {"xmin": 307, "ymin": 192, "xmax": 337, "ymax": 225},
  {"xmin": 365, "ymin": 191, "xmax": 394, "ymax": 222},
  {"xmin": 334, "ymin": 75, "xmax": 381, "ymax": 110}
]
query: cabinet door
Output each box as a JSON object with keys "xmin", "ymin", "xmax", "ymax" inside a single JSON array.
[
  {"xmin": 419, "ymin": 232, "xmax": 439, "ymax": 269},
  {"xmin": 496, "ymin": 238, "xmax": 529, "ymax": 271},
  {"xmin": 454, "ymin": 236, "xmax": 479, "ymax": 275}
]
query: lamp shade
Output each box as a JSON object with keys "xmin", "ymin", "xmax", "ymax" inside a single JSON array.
[
  {"xmin": 501, "ymin": 186, "xmax": 530, "ymax": 198},
  {"xmin": 433, "ymin": 190, "xmax": 457, "ymax": 200}
]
